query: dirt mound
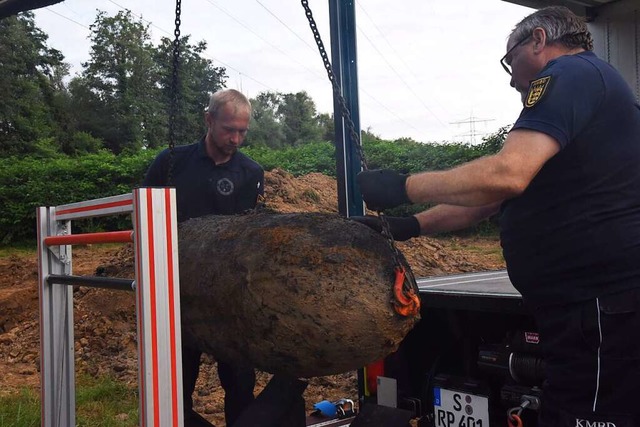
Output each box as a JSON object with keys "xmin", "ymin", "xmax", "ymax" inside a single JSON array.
[
  {"xmin": 0, "ymin": 169, "xmax": 504, "ymax": 424},
  {"xmin": 263, "ymin": 169, "xmax": 339, "ymax": 213}
]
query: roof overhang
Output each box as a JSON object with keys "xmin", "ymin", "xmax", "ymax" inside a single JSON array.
[
  {"xmin": 0, "ymin": 0, "xmax": 64, "ymax": 19},
  {"xmin": 0, "ymin": 0, "xmax": 624, "ymax": 21},
  {"xmin": 501, "ymin": 0, "xmax": 621, "ymax": 18}
]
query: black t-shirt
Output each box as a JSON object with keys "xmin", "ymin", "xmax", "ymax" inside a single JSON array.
[
  {"xmin": 143, "ymin": 138, "xmax": 264, "ymax": 222},
  {"xmin": 501, "ymin": 51, "xmax": 640, "ymax": 308}
]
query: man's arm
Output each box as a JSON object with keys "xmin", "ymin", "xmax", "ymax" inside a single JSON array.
[
  {"xmin": 415, "ymin": 203, "xmax": 501, "ymax": 235},
  {"xmin": 405, "ymin": 129, "xmax": 560, "ymax": 206},
  {"xmin": 352, "ymin": 202, "xmax": 500, "ymax": 240},
  {"xmin": 354, "ymin": 129, "xmax": 559, "ymax": 239}
]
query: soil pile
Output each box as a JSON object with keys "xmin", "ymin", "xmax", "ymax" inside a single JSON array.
[{"xmin": 0, "ymin": 169, "xmax": 504, "ymax": 425}]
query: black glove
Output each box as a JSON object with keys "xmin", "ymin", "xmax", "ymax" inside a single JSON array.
[
  {"xmin": 356, "ymin": 169, "xmax": 410, "ymax": 210},
  {"xmin": 351, "ymin": 215, "xmax": 420, "ymax": 241}
]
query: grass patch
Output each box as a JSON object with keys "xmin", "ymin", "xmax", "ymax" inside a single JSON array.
[
  {"xmin": 0, "ymin": 243, "xmax": 37, "ymax": 258},
  {"xmin": 0, "ymin": 375, "xmax": 139, "ymax": 427},
  {"xmin": 434, "ymin": 235, "xmax": 505, "ymax": 265},
  {"xmin": 0, "ymin": 389, "xmax": 39, "ymax": 427},
  {"xmin": 0, "ymin": 242, "xmax": 126, "ymax": 259},
  {"xmin": 464, "ymin": 243, "xmax": 503, "ymax": 259},
  {"xmin": 76, "ymin": 375, "xmax": 138, "ymax": 426}
]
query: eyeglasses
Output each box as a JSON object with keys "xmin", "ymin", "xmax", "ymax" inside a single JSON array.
[{"xmin": 500, "ymin": 35, "xmax": 531, "ymax": 76}]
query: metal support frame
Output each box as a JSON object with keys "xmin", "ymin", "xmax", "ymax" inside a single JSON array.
[
  {"xmin": 47, "ymin": 274, "xmax": 136, "ymax": 292},
  {"xmin": 326, "ymin": 0, "xmax": 371, "ymax": 406},
  {"xmin": 329, "ymin": 0, "xmax": 364, "ymax": 217},
  {"xmin": 37, "ymin": 188, "xmax": 183, "ymax": 427},
  {"xmin": 328, "ymin": 0, "xmax": 370, "ymax": 403}
]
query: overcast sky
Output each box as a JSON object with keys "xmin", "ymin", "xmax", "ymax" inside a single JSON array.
[{"xmin": 33, "ymin": 0, "xmax": 534, "ymax": 144}]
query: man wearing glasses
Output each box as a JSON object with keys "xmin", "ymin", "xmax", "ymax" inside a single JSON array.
[{"xmin": 355, "ymin": 6, "xmax": 640, "ymax": 427}]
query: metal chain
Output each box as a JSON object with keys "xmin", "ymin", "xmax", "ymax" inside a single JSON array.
[
  {"xmin": 300, "ymin": 0, "xmax": 367, "ymax": 171},
  {"xmin": 167, "ymin": 0, "xmax": 182, "ymax": 186},
  {"xmin": 300, "ymin": 0, "xmax": 409, "ymax": 276},
  {"xmin": 378, "ymin": 212, "xmax": 416, "ymax": 285}
]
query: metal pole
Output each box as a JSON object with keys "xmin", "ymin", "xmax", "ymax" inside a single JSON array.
[
  {"xmin": 38, "ymin": 208, "xmax": 76, "ymax": 427},
  {"xmin": 47, "ymin": 274, "xmax": 135, "ymax": 292},
  {"xmin": 44, "ymin": 230, "xmax": 133, "ymax": 246},
  {"xmin": 329, "ymin": 0, "xmax": 364, "ymax": 217},
  {"xmin": 133, "ymin": 188, "xmax": 184, "ymax": 426}
]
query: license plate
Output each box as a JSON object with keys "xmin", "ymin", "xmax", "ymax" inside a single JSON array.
[{"xmin": 433, "ymin": 387, "xmax": 489, "ymax": 427}]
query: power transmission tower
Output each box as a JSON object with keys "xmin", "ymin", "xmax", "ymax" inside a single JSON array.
[{"xmin": 450, "ymin": 114, "xmax": 495, "ymax": 144}]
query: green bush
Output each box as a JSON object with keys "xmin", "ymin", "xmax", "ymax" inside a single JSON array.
[
  {"xmin": 0, "ymin": 149, "xmax": 159, "ymax": 243},
  {"xmin": 364, "ymin": 138, "xmax": 495, "ymax": 173},
  {"xmin": 0, "ymin": 129, "xmax": 507, "ymax": 243},
  {"xmin": 242, "ymin": 141, "xmax": 336, "ymax": 176}
]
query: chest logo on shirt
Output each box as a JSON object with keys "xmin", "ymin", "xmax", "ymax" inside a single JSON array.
[
  {"xmin": 216, "ymin": 178, "xmax": 234, "ymax": 196},
  {"xmin": 524, "ymin": 76, "xmax": 551, "ymax": 108}
]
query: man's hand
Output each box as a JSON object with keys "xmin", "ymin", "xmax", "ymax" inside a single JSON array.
[
  {"xmin": 356, "ymin": 169, "xmax": 410, "ymax": 210},
  {"xmin": 351, "ymin": 215, "xmax": 421, "ymax": 241}
]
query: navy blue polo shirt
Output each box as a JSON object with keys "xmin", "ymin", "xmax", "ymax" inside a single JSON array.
[
  {"xmin": 500, "ymin": 51, "xmax": 640, "ymax": 308},
  {"xmin": 143, "ymin": 138, "xmax": 264, "ymax": 222}
]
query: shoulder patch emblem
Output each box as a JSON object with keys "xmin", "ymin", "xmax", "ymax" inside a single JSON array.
[{"xmin": 525, "ymin": 76, "xmax": 551, "ymax": 108}]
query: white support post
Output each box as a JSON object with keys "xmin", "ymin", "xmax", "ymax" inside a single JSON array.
[
  {"xmin": 37, "ymin": 207, "xmax": 75, "ymax": 427},
  {"xmin": 37, "ymin": 188, "xmax": 183, "ymax": 427},
  {"xmin": 133, "ymin": 188, "xmax": 183, "ymax": 427}
]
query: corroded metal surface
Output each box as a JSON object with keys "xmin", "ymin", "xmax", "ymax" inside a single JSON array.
[{"xmin": 178, "ymin": 212, "xmax": 419, "ymax": 377}]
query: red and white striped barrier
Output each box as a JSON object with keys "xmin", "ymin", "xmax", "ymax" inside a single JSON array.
[{"xmin": 37, "ymin": 188, "xmax": 183, "ymax": 427}]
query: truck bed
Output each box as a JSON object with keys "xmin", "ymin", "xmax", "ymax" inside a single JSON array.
[{"xmin": 417, "ymin": 270, "xmax": 527, "ymax": 314}]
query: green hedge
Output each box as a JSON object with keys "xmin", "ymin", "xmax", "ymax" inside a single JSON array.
[
  {"xmin": 0, "ymin": 149, "xmax": 159, "ymax": 243},
  {"xmin": 243, "ymin": 141, "xmax": 336, "ymax": 176},
  {"xmin": 1, "ymin": 132, "xmax": 506, "ymax": 243}
]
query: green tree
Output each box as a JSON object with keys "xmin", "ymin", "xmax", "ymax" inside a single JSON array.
[
  {"xmin": 247, "ymin": 91, "xmax": 285, "ymax": 148},
  {"xmin": 316, "ymin": 112, "xmax": 334, "ymax": 142},
  {"xmin": 154, "ymin": 35, "xmax": 227, "ymax": 147},
  {"xmin": 67, "ymin": 75, "xmax": 113, "ymax": 151},
  {"xmin": 43, "ymin": 61, "xmax": 107, "ymax": 156},
  {"xmin": 246, "ymin": 91, "xmax": 328, "ymax": 148},
  {"xmin": 0, "ymin": 12, "xmax": 65, "ymax": 157},
  {"xmin": 77, "ymin": 10, "xmax": 162, "ymax": 153},
  {"xmin": 278, "ymin": 91, "xmax": 323, "ymax": 146},
  {"xmin": 474, "ymin": 126, "xmax": 508, "ymax": 155}
]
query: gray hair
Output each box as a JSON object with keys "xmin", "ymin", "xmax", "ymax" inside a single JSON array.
[
  {"xmin": 207, "ymin": 89, "xmax": 252, "ymax": 117},
  {"xmin": 509, "ymin": 6, "xmax": 593, "ymax": 51}
]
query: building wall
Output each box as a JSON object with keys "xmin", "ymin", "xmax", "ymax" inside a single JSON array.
[{"xmin": 589, "ymin": 0, "xmax": 640, "ymax": 100}]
